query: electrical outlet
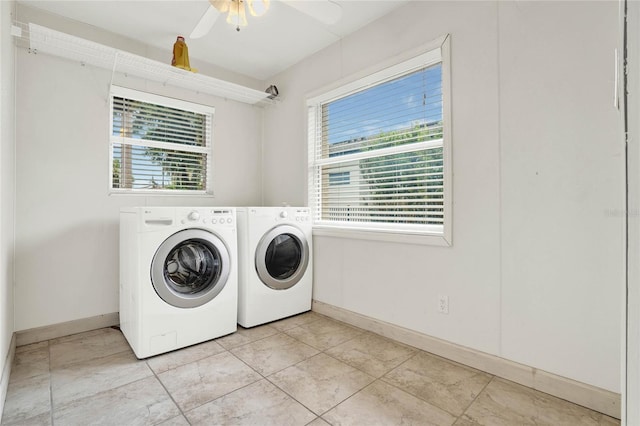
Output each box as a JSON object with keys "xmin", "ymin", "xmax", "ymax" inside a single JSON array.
[{"xmin": 437, "ymin": 295, "xmax": 449, "ymax": 314}]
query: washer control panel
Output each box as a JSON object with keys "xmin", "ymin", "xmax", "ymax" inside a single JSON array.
[
  {"xmin": 292, "ymin": 208, "xmax": 310, "ymax": 223},
  {"xmin": 179, "ymin": 208, "xmax": 235, "ymax": 226}
]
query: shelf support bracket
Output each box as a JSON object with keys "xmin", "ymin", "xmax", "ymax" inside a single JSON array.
[{"xmin": 110, "ymin": 51, "xmax": 119, "ymax": 88}]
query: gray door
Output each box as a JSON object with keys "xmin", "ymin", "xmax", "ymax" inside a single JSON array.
[
  {"xmin": 151, "ymin": 229, "xmax": 231, "ymax": 308},
  {"xmin": 255, "ymin": 225, "xmax": 309, "ymax": 290}
]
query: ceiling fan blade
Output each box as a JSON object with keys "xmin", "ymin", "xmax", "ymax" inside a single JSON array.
[
  {"xmin": 280, "ymin": 0, "xmax": 342, "ymax": 25},
  {"xmin": 189, "ymin": 5, "xmax": 220, "ymax": 39}
]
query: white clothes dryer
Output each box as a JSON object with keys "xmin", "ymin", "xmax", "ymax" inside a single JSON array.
[
  {"xmin": 236, "ymin": 207, "xmax": 313, "ymax": 328},
  {"xmin": 120, "ymin": 207, "xmax": 237, "ymax": 359}
]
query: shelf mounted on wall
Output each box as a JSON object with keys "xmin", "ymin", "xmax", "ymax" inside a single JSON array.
[{"xmin": 12, "ymin": 21, "xmax": 274, "ymax": 106}]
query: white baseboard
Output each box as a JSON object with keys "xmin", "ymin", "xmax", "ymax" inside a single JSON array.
[
  {"xmin": 0, "ymin": 333, "xmax": 16, "ymax": 421},
  {"xmin": 312, "ymin": 300, "xmax": 621, "ymax": 419},
  {"xmin": 15, "ymin": 312, "xmax": 120, "ymax": 347}
]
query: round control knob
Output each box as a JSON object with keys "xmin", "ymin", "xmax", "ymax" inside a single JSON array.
[
  {"xmin": 280, "ymin": 211, "xmax": 288, "ymax": 219},
  {"xmin": 188, "ymin": 211, "xmax": 200, "ymax": 221}
]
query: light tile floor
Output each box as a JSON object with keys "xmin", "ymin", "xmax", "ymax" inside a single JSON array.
[{"xmin": 1, "ymin": 312, "xmax": 620, "ymax": 426}]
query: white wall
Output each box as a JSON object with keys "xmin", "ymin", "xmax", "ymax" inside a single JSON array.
[
  {"xmin": 262, "ymin": 1, "xmax": 624, "ymax": 393},
  {"xmin": 13, "ymin": 5, "xmax": 264, "ymax": 331},
  {"xmin": 0, "ymin": 0, "xmax": 16, "ymax": 417},
  {"xmin": 498, "ymin": 0, "xmax": 623, "ymax": 395}
]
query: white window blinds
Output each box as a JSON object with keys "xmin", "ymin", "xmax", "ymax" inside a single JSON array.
[
  {"xmin": 308, "ymin": 44, "xmax": 449, "ymax": 237},
  {"xmin": 109, "ymin": 87, "xmax": 214, "ymax": 194}
]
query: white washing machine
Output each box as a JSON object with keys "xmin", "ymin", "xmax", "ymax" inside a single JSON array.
[
  {"xmin": 237, "ymin": 207, "xmax": 313, "ymax": 328},
  {"xmin": 119, "ymin": 207, "xmax": 237, "ymax": 359}
]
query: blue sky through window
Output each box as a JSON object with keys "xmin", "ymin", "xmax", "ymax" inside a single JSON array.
[{"xmin": 324, "ymin": 63, "xmax": 442, "ymax": 146}]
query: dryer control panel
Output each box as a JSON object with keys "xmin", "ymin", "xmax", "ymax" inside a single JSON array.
[
  {"xmin": 246, "ymin": 206, "xmax": 311, "ymax": 224},
  {"xmin": 178, "ymin": 208, "xmax": 235, "ymax": 226}
]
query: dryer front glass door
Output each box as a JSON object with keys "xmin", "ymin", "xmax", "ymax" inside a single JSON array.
[
  {"xmin": 265, "ymin": 234, "xmax": 301, "ymax": 280},
  {"xmin": 255, "ymin": 225, "xmax": 309, "ymax": 290},
  {"xmin": 151, "ymin": 229, "xmax": 230, "ymax": 308}
]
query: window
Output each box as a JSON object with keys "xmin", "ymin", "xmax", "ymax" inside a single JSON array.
[
  {"xmin": 109, "ymin": 86, "xmax": 214, "ymax": 194},
  {"xmin": 307, "ymin": 36, "xmax": 451, "ymax": 244}
]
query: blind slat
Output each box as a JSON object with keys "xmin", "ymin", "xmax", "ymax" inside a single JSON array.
[{"xmin": 112, "ymin": 96, "xmax": 210, "ymax": 149}]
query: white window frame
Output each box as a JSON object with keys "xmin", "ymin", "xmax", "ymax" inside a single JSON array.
[
  {"xmin": 109, "ymin": 86, "xmax": 215, "ymax": 196},
  {"xmin": 307, "ymin": 35, "xmax": 452, "ymax": 246}
]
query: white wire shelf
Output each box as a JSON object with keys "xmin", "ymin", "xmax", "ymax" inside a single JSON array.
[{"xmin": 11, "ymin": 21, "xmax": 274, "ymax": 106}]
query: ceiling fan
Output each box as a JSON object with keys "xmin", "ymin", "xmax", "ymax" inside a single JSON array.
[{"xmin": 190, "ymin": 0, "xmax": 342, "ymax": 36}]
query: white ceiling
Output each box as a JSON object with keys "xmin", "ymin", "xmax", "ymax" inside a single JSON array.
[{"xmin": 17, "ymin": 0, "xmax": 408, "ymax": 81}]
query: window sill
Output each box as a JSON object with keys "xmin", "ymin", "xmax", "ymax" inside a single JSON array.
[
  {"xmin": 312, "ymin": 225, "xmax": 452, "ymax": 247},
  {"xmin": 109, "ymin": 189, "xmax": 214, "ymax": 197}
]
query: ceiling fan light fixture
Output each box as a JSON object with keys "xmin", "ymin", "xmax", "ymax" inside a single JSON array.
[
  {"xmin": 200, "ymin": 0, "xmax": 337, "ymax": 35},
  {"xmin": 226, "ymin": 0, "xmax": 248, "ymax": 31},
  {"xmin": 247, "ymin": 0, "xmax": 270, "ymax": 17}
]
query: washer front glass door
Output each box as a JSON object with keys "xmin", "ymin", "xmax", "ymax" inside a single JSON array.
[
  {"xmin": 255, "ymin": 225, "xmax": 309, "ymax": 290},
  {"xmin": 151, "ymin": 229, "xmax": 230, "ymax": 308}
]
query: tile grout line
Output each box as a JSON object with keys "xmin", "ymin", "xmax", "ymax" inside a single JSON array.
[
  {"xmin": 364, "ymin": 344, "xmax": 498, "ymax": 419},
  {"xmin": 134, "ymin": 314, "xmax": 326, "ymax": 419},
  {"xmin": 309, "ymin": 326, "xmax": 423, "ymax": 381},
  {"xmin": 47, "ymin": 328, "xmax": 131, "ymax": 371},
  {"xmin": 261, "ymin": 343, "xmax": 378, "ymax": 421},
  {"xmin": 145, "ymin": 341, "xmax": 228, "ymax": 376},
  {"xmin": 50, "ymin": 346, "xmax": 169, "ymax": 424},
  {"xmin": 283, "ymin": 317, "xmax": 369, "ymax": 355},
  {"xmin": 262, "ymin": 374, "xmax": 326, "ymax": 420},
  {"xmin": 169, "ymin": 346, "xmax": 271, "ymax": 417},
  {"xmin": 455, "ymin": 374, "xmax": 496, "ymax": 424},
  {"xmin": 255, "ymin": 316, "xmax": 417, "ymax": 420},
  {"xmin": 49, "ymin": 347, "xmax": 132, "ymax": 371},
  {"xmin": 55, "ymin": 375, "xmax": 166, "ymax": 422},
  {"xmin": 167, "ymin": 337, "xmax": 326, "ymax": 421},
  {"xmin": 216, "ymin": 327, "xmax": 281, "ymax": 351},
  {"xmin": 226, "ymin": 314, "xmax": 363, "ymax": 376},
  {"xmin": 377, "ymin": 374, "xmax": 473, "ymax": 422},
  {"xmin": 319, "ymin": 342, "xmax": 403, "ymax": 380},
  {"xmin": 319, "ymin": 378, "xmax": 386, "ymax": 419},
  {"xmin": 49, "ymin": 328, "xmax": 188, "ymax": 424},
  {"xmin": 146, "ymin": 359, "xmax": 192, "ymax": 425},
  {"xmin": 371, "ymin": 349, "xmax": 471, "ymax": 419},
  {"xmin": 261, "ymin": 352, "xmax": 332, "ymax": 419},
  {"xmin": 232, "ymin": 333, "xmax": 321, "ymax": 377}
]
